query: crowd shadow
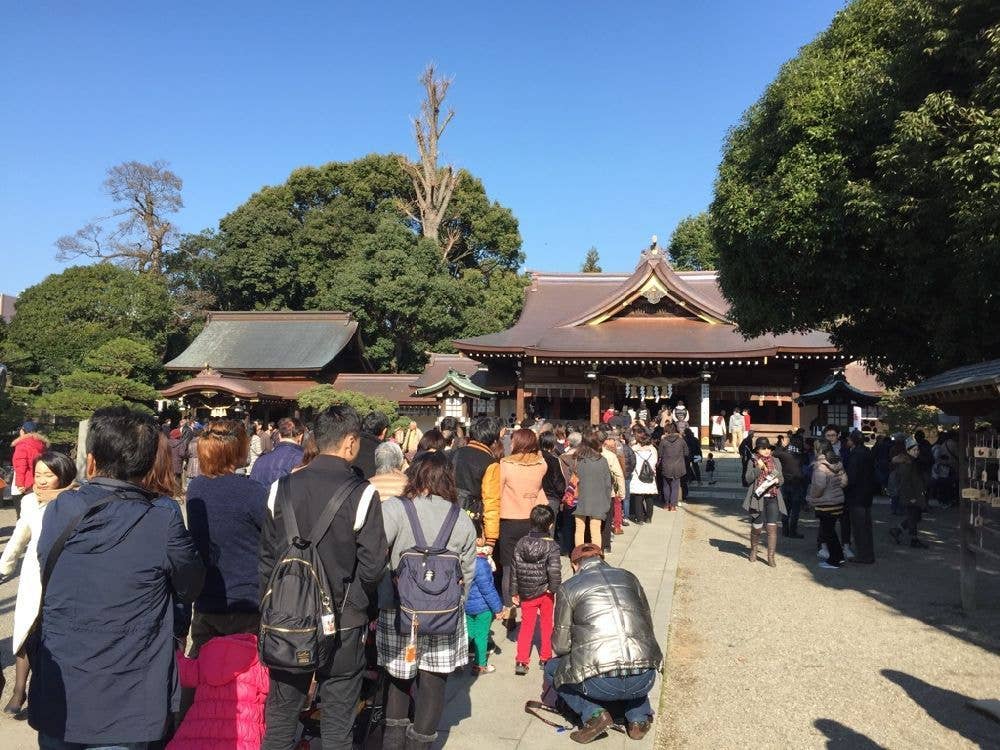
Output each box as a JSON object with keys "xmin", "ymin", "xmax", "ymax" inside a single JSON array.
[
  {"xmin": 688, "ymin": 488, "xmax": 1000, "ymax": 655},
  {"xmin": 881, "ymin": 669, "xmax": 1000, "ymax": 748},
  {"xmin": 813, "ymin": 718, "xmax": 885, "ymax": 749}
]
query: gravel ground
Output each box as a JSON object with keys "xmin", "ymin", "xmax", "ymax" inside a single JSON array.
[{"xmin": 657, "ymin": 460, "xmax": 1000, "ymax": 750}]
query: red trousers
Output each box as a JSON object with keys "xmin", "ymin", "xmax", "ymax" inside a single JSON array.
[
  {"xmin": 613, "ymin": 496, "xmax": 623, "ymax": 532},
  {"xmin": 516, "ymin": 591, "xmax": 554, "ymax": 663}
]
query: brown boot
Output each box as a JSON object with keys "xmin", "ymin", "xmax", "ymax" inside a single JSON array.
[
  {"xmin": 570, "ymin": 710, "xmax": 614, "ymax": 744},
  {"xmin": 766, "ymin": 523, "xmax": 778, "ymax": 568},
  {"xmin": 626, "ymin": 719, "xmax": 652, "ymax": 740},
  {"xmin": 749, "ymin": 526, "xmax": 761, "ymax": 562}
]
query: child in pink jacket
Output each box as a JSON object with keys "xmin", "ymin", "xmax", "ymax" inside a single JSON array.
[{"xmin": 168, "ymin": 633, "xmax": 269, "ymax": 750}]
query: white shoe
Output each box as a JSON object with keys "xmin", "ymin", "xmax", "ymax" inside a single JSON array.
[
  {"xmin": 817, "ymin": 544, "xmax": 830, "ymax": 561},
  {"xmin": 818, "ymin": 561, "xmax": 840, "ymax": 570},
  {"xmin": 843, "ymin": 544, "xmax": 856, "ymax": 560}
]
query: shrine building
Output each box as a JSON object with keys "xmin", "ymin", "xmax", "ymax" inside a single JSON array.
[{"xmin": 453, "ymin": 243, "xmax": 879, "ymax": 439}]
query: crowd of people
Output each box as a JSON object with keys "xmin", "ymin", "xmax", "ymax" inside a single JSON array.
[
  {"xmin": 0, "ymin": 401, "xmax": 959, "ymax": 749},
  {"xmin": 0, "ymin": 406, "xmax": 672, "ymax": 749}
]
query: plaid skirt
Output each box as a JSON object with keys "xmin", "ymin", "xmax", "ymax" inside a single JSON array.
[{"xmin": 376, "ymin": 607, "xmax": 469, "ymax": 680}]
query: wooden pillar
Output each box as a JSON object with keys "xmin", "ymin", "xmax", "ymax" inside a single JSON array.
[
  {"xmin": 791, "ymin": 369, "xmax": 802, "ymax": 429},
  {"xmin": 959, "ymin": 413, "xmax": 976, "ymax": 611},
  {"xmin": 589, "ymin": 381, "xmax": 600, "ymax": 425},
  {"xmin": 515, "ymin": 383, "xmax": 526, "ymax": 424}
]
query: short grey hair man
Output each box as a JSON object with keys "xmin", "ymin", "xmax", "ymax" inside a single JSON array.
[
  {"xmin": 567, "ymin": 431, "xmax": 583, "ymax": 449},
  {"xmin": 374, "ymin": 441, "xmax": 404, "ymax": 475}
]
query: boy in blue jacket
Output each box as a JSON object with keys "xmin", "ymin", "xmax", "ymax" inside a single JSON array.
[{"xmin": 465, "ymin": 538, "xmax": 507, "ymax": 674}]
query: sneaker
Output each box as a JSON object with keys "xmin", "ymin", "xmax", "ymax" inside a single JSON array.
[
  {"xmin": 843, "ymin": 544, "xmax": 856, "ymax": 560},
  {"xmin": 570, "ymin": 710, "xmax": 614, "ymax": 744},
  {"xmin": 515, "ymin": 662, "xmax": 528, "ymax": 676},
  {"xmin": 818, "ymin": 561, "xmax": 840, "ymax": 569},
  {"xmin": 471, "ymin": 664, "xmax": 496, "ymax": 675},
  {"xmin": 626, "ymin": 719, "xmax": 652, "ymax": 740},
  {"xmin": 817, "ymin": 544, "xmax": 830, "ymax": 560}
]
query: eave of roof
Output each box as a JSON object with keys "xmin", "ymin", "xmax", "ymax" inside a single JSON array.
[
  {"xmin": 413, "ymin": 369, "xmax": 497, "ymax": 398},
  {"xmin": 797, "ymin": 374, "xmax": 881, "ymax": 406},
  {"xmin": 902, "ymin": 359, "xmax": 1000, "ymax": 405}
]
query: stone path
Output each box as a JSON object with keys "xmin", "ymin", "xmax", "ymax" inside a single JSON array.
[
  {"xmin": 0, "ymin": 490, "xmax": 685, "ymax": 749},
  {"xmin": 659, "ymin": 455, "xmax": 1000, "ymax": 750}
]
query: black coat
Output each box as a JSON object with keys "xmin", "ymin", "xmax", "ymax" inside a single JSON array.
[
  {"xmin": 510, "ymin": 530, "xmax": 561, "ymax": 600},
  {"xmin": 845, "ymin": 443, "xmax": 877, "ymax": 508},
  {"xmin": 259, "ymin": 455, "xmax": 387, "ymax": 630},
  {"xmin": 354, "ymin": 431, "xmax": 382, "ymax": 479},
  {"xmin": 541, "ymin": 451, "xmax": 566, "ymax": 505},
  {"xmin": 773, "ymin": 446, "xmax": 803, "ymax": 483},
  {"xmin": 31, "ymin": 478, "xmax": 204, "ymax": 744}
]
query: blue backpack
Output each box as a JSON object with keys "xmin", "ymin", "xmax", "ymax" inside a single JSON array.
[{"xmin": 394, "ymin": 500, "xmax": 463, "ymax": 636}]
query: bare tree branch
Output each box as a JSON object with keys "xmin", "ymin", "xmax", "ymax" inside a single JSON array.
[
  {"xmin": 54, "ymin": 160, "xmax": 183, "ymax": 275},
  {"xmin": 398, "ymin": 65, "xmax": 463, "ymax": 260}
]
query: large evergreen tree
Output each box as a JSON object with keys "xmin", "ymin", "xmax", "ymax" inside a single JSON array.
[
  {"xmin": 668, "ymin": 212, "xmax": 718, "ymax": 271},
  {"xmin": 189, "ymin": 154, "xmax": 526, "ymax": 372},
  {"xmin": 712, "ymin": 0, "xmax": 999, "ymax": 386}
]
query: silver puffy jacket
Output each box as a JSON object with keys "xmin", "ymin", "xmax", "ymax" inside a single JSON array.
[{"xmin": 551, "ymin": 558, "xmax": 662, "ymax": 687}]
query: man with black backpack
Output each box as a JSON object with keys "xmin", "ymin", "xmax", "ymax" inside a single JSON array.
[{"xmin": 259, "ymin": 405, "xmax": 388, "ymax": 750}]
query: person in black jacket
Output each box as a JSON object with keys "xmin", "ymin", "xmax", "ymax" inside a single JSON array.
[
  {"xmin": 354, "ymin": 411, "xmax": 389, "ymax": 479},
  {"xmin": 259, "ymin": 405, "xmax": 388, "ymax": 750},
  {"xmin": 844, "ymin": 430, "xmax": 877, "ymax": 564},
  {"xmin": 774, "ymin": 437, "xmax": 805, "ymax": 538},
  {"xmin": 30, "ymin": 407, "xmax": 205, "ymax": 748},
  {"xmin": 540, "ymin": 432, "xmax": 567, "ymax": 538},
  {"xmin": 510, "ymin": 505, "xmax": 561, "ymax": 676}
]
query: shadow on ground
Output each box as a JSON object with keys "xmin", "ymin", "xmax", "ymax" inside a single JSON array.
[
  {"xmin": 813, "ymin": 719, "xmax": 885, "ymax": 749},
  {"xmin": 687, "ymin": 488, "xmax": 1000, "ymax": 655},
  {"xmin": 881, "ymin": 669, "xmax": 1000, "ymax": 748}
]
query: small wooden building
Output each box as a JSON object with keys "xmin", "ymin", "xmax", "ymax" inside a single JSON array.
[{"xmin": 903, "ymin": 359, "xmax": 1000, "ymax": 611}]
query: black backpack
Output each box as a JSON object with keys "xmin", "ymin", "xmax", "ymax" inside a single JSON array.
[
  {"xmin": 259, "ymin": 476, "xmax": 362, "ymax": 673},
  {"xmin": 638, "ymin": 453, "xmax": 655, "ymax": 483},
  {"xmin": 394, "ymin": 500, "xmax": 463, "ymax": 637}
]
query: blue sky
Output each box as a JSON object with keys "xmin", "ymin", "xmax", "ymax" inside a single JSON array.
[{"xmin": 1, "ymin": 0, "xmax": 845, "ymax": 294}]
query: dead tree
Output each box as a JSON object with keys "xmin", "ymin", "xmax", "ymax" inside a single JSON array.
[
  {"xmin": 56, "ymin": 160, "xmax": 183, "ymax": 275},
  {"xmin": 398, "ymin": 65, "xmax": 462, "ymax": 259}
]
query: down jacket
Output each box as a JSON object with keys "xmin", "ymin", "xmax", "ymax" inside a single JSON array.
[
  {"xmin": 168, "ymin": 633, "xmax": 269, "ymax": 750},
  {"xmin": 11, "ymin": 432, "xmax": 47, "ymax": 491},
  {"xmin": 552, "ymin": 557, "xmax": 662, "ymax": 688},
  {"xmin": 809, "ymin": 455, "xmax": 848, "ymax": 509},
  {"xmin": 465, "ymin": 554, "xmax": 503, "ymax": 617},
  {"xmin": 658, "ymin": 433, "xmax": 689, "ymax": 479},
  {"xmin": 510, "ymin": 530, "xmax": 561, "ymax": 601}
]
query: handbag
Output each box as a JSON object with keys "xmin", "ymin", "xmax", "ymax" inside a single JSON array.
[{"xmin": 562, "ymin": 471, "xmax": 579, "ymax": 509}]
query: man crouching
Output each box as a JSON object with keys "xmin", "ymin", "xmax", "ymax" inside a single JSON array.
[{"xmin": 544, "ymin": 543, "xmax": 662, "ymax": 744}]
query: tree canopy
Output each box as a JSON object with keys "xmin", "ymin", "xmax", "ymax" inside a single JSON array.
[
  {"xmin": 188, "ymin": 153, "xmax": 525, "ymax": 372},
  {"xmin": 668, "ymin": 212, "xmax": 718, "ymax": 271},
  {"xmin": 581, "ymin": 247, "xmax": 602, "ymax": 273},
  {"xmin": 3, "ymin": 265, "xmax": 174, "ymax": 390},
  {"xmin": 711, "ymin": 0, "xmax": 1000, "ymax": 387},
  {"xmin": 297, "ymin": 385, "xmax": 399, "ymax": 424}
]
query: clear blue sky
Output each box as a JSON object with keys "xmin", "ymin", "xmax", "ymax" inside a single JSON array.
[{"xmin": 1, "ymin": 0, "xmax": 845, "ymax": 294}]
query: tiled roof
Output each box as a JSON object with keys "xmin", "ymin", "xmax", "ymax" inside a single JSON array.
[
  {"xmin": 329, "ymin": 373, "xmax": 434, "ymax": 405},
  {"xmin": 160, "ymin": 369, "xmax": 321, "ymax": 401},
  {"xmin": 413, "ymin": 369, "xmax": 497, "ymax": 398},
  {"xmin": 902, "ymin": 360, "xmax": 1000, "ymax": 403},
  {"xmin": 454, "ymin": 249, "xmax": 836, "ymax": 358},
  {"xmin": 166, "ymin": 311, "xmax": 359, "ymax": 371},
  {"xmin": 797, "ymin": 372, "xmax": 881, "ymax": 406}
]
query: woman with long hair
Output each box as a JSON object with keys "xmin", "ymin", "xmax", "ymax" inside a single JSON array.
[
  {"xmin": 497, "ymin": 428, "xmax": 547, "ymax": 627},
  {"xmin": 0, "ymin": 451, "xmax": 77, "ymax": 716},
  {"xmin": 377, "ymin": 452, "xmax": 477, "ymax": 749},
  {"xmin": 629, "ymin": 426, "xmax": 658, "ymax": 524}
]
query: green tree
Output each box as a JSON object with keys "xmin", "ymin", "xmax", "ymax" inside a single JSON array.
[
  {"xmin": 194, "ymin": 154, "xmax": 524, "ymax": 371},
  {"xmin": 581, "ymin": 247, "xmax": 602, "ymax": 273},
  {"xmin": 711, "ymin": 0, "xmax": 1000, "ymax": 387},
  {"xmin": 297, "ymin": 385, "xmax": 399, "ymax": 424},
  {"xmin": 3, "ymin": 265, "xmax": 174, "ymax": 390},
  {"xmin": 668, "ymin": 212, "xmax": 718, "ymax": 270},
  {"xmin": 33, "ymin": 337, "xmax": 162, "ymax": 444},
  {"xmin": 878, "ymin": 390, "xmax": 941, "ymax": 435}
]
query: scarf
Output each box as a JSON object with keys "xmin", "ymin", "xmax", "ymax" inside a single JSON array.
[
  {"xmin": 34, "ymin": 482, "xmax": 78, "ymax": 506},
  {"xmin": 754, "ymin": 455, "xmax": 778, "ymax": 497}
]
